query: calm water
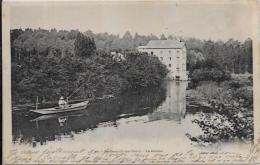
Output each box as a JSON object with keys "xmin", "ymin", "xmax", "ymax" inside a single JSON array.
[{"xmin": 12, "ymin": 81, "xmax": 251, "ymax": 151}]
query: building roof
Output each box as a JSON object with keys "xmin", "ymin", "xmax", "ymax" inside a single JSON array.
[{"xmin": 141, "ymin": 39, "xmax": 185, "ymax": 49}]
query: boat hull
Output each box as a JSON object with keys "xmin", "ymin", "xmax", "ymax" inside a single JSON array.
[{"xmin": 30, "ymin": 101, "xmax": 89, "ymax": 115}]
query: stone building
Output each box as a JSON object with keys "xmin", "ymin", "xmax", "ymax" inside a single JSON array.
[{"xmin": 138, "ymin": 39, "xmax": 188, "ymax": 80}]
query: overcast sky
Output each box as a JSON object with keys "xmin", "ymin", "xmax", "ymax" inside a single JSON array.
[{"xmin": 10, "ymin": 1, "xmax": 253, "ymax": 41}]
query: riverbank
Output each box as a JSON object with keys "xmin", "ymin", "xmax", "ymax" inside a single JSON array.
[{"xmin": 186, "ymin": 74, "xmax": 253, "ymax": 144}]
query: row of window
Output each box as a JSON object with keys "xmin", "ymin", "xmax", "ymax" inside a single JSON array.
[
  {"xmin": 168, "ymin": 64, "xmax": 186, "ymax": 69},
  {"xmin": 151, "ymin": 50, "xmax": 185, "ymax": 54},
  {"xmin": 159, "ymin": 50, "xmax": 182, "ymax": 53},
  {"xmin": 159, "ymin": 56, "xmax": 185, "ymax": 61}
]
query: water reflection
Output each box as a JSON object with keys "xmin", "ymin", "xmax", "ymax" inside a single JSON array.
[
  {"xmin": 12, "ymin": 85, "xmax": 170, "ymax": 147},
  {"xmin": 148, "ymin": 81, "xmax": 187, "ymax": 123}
]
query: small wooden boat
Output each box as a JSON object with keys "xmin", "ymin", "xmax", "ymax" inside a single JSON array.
[{"xmin": 30, "ymin": 101, "xmax": 89, "ymax": 115}]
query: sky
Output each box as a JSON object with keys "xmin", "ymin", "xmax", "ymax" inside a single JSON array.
[{"xmin": 9, "ymin": 1, "xmax": 253, "ymax": 41}]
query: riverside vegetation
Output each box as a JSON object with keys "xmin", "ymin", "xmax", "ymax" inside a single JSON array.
[
  {"xmin": 182, "ymin": 34, "xmax": 253, "ymax": 144},
  {"xmin": 186, "ymin": 56, "xmax": 253, "ymax": 144}
]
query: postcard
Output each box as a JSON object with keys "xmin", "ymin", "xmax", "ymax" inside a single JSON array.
[{"xmin": 2, "ymin": 0, "xmax": 260, "ymax": 164}]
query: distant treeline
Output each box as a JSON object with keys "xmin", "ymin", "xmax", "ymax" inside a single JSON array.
[
  {"xmin": 12, "ymin": 28, "xmax": 252, "ymax": 73},
  {"xmin": 186, "ymin": 38, "xmax": 252, "ymax": 74},
  {"xmin": 11, "ymin": 29, "xmax": 168, "ymax": 104}
]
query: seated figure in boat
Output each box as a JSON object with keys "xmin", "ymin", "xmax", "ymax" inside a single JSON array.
[{"xmin": 58, "ymin": 96, "xmax": 68, "ymax": 109}]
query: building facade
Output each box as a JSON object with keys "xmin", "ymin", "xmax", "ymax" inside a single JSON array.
[{"xmin": 138, "ymin": 39, "xmax": 188, "ymax": 80}]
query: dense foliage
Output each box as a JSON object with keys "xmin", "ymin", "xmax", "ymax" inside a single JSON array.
[
  {"xmin": 74, "ymin": 32, "xmax": 96, "ymax": 58},
  {"xmin": 186, "ymin": 38, "xmax": 252, "ymax": 74},
  {"xmin": 11, "ymin": 29, "xmax": 168, "ymax": 104},
  {"xmin": 186, "ymin": 78, "xmax": 253, "ymax": 144},
  {"xmin": 187, "ymin": 38, "xmax": 252, "ymax": 85},
  {"xmin": 189, "ymin": 59, "xmax": 231, "ymax": 87}
]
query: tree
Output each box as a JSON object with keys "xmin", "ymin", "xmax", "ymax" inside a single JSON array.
[
  {"xmin": 244, "ymin": 38, "xmax": 252, "ymax": 73},
  {"xmin": 133, "ymin": 33, "xmax": 149, "ymax": 47},
  {"xmin": 148, "ymin": 34, "xmax": 159, "ymax": 41},
  {"xmin": 190, "ymin": 58, "xmax": 231, "ymax": 87},
  {"xmin": 202, "ymin": 40, "xmax": 216, "ymax": 59},
  {"xmin": 74, "ymin": 32, "xmax": 96, "ymax": 58},
  {"xmin": 10, "ymin": 29, "xmax": 168, "ymax": 104},
  {"xmin": 122, "ymin": 31, "xmax": 133, "ymax": 40},
  {"xmin": 160, "ymin": 34, "xmax": 167, "ymax": 40},
  {"xmin": 168, "ymin": 35, "xmax": 174, "ymax": 40}
]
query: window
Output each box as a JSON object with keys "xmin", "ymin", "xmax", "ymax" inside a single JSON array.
[
  {"xmin": 169, "ymin": 50, "xmax": 171, "ymax": 53},
  {"xmin": 177, "ymin": 50, "xmax": 180, "ymax": 53},
  {"xmin": 160, "ymin": 51, "xmax": 163, "ymax": 54},
  {"xmin": 177, "ymin": 56, "xmax": 180, "ymax": 59},
  {"xmin": 151, "ymin": 51, "xmax": 154, "ymax": 55},
  {"xmin": 176, "ymin": 67, "xmax": 180, "ymax": 73},
  {"xmin": 160, "ymin": 57, "xmax": 163, "ymax": 60},
  {"xmin": 169, "ymin": 57, "xmax": 171, "ymax": 60},
  {"xmin": 169, "ymin": 64, "xmax": 171, "ymax": 67}
]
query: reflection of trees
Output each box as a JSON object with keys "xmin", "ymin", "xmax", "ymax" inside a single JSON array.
[{"xmin": 12, "ymin": 86, "xmax": 166, "ymax": 146}]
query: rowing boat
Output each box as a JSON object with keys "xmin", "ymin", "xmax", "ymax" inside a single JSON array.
[{"xmin": 30, "ymin": 101, "xmax": 89, "ymax": 115}]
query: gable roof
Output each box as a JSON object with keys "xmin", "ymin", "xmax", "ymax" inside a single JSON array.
[{"xmin": 143, "ymin": 39, "xmax": 185, "ymax": 49}]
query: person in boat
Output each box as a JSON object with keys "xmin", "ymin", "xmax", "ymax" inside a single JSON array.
[{"xmin": 58, "ymin": 96, "xmax": 68, "ymax": 109}]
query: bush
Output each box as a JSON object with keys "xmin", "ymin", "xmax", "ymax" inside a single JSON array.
[
  {"xmin": 228, "ymin": 80, "xmax": 242, "ymax": 89},
  {"xmin": 190, "ymin": 59, "xmax": 231, "ymax": 87},
  {"xmin": 187, "ymin": 81, "xmax": 253, "ymax": 144},
  {"xmin": 234, "ymin": 87, "xmax": 253, "ymax": 107}
]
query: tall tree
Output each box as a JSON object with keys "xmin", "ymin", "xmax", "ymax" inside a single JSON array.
[
  {"xmin": 74, "ymin": 32, "xmax": 96, "ymax": 58},
  {"xmin": 244, "ymin": 38, "xmax": 253, "ymax": 73},
  {"xmin": 168, "ymin": 35, "xmax": 174, "ymax": 40},
  {"xmin": 160, "ymin": 34, "xmax": 167, "ymax": 40}
]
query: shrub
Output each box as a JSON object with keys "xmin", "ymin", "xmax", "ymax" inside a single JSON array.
[
  {"xmin": 234, "ymin": 87, "xmax": 253, "ymax": 107},
  {"xmin": 190, "ymin": 59, "xmax": 231, "ymax": 87},
  {"xmin": 187, "ymin": 81, "xmax": 253, "ymax": 144}
]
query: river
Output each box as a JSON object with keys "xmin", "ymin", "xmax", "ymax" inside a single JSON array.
[{"xmin": 12, "ymin": 81, "xmax": 251, "ymax": 152}]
